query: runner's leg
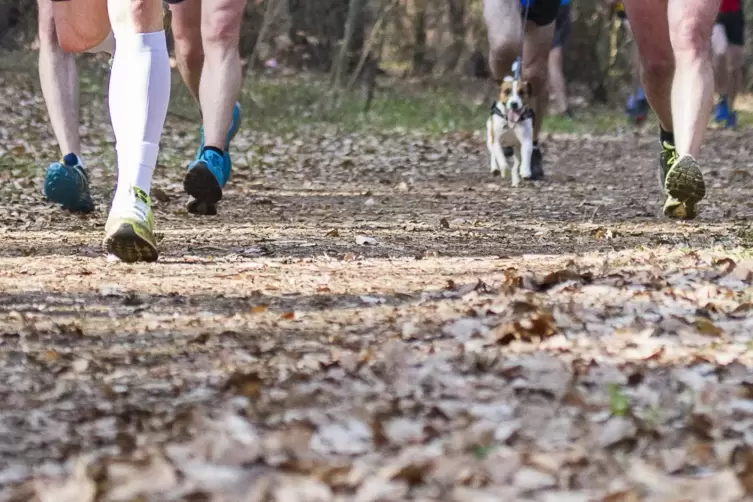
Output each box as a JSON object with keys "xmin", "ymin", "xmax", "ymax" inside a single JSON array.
[
  {"xmin": 169, "ymin": 0, "xmax": 203, "ymax": 102},
  {"xmin": 38, "ymin": 0, "xmax": 80, "ymax": 160},
  {"xmin": 104, "ymin": 0, "xmax": 170, "ymax": 262},
  {"xmin": 667, "ymin": 0, "xmax": 719, "ymax": 158}
]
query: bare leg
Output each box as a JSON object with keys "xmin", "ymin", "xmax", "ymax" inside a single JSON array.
[
  {"xmin": 667, "ymin": 0, "xmax": 719, "ymax": 158},
  {"xmin": 38, "ymin": 0, "xmax": 80, "ymax": 159},
  {"xmin": 623, "ymin": 0, "xmax": 674, "ymax": 133},
  {"xmin": 623, "ymin": 20, "xmax": 643, "ymax": 92},
  {"xmin": 548, "ymin": 46, "xmax": 567, "ymax": 115},
  {"xmin": 199, "ymin": 0, "xmax": 246, "ymax": 149},
  {"xmin": 523, "ymin": 21, "xmax": 555, "ymax": 142},
  {"xmin": 711, "ymin": 23, "xmax": 729, "ymax": 99},
  {"xmin": 483, "ymin": 0, "xmax": 522, "ymax": 81},
  {"xmin": 726, "ymin": 43, "xmax": 743, "ymax": 108},
  {"xmin": 169, "ymin": 0, "xmax": 203, "ymax": 102}
]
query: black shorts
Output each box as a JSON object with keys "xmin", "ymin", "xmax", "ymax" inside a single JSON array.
[
  {"xmin": 522, "ymin": 0, "xmax": 561, "ymax": 27},
  {"xmin": 552, "ymin": 3, "xmax": 571, "ymax": 47},
  {"xmin": 717, "ymin": 10, "xmax": 744, "ymax": 46}
]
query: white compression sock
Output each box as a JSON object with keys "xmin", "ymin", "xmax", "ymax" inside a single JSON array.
[{"xmin": 108, "ymin": 30, "xmax": 170, "ymax": 208}]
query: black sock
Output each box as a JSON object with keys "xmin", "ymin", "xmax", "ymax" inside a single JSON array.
[
  {"xmin": 659, "ymin": 127, "xmax": 674, "ymax": 146},
  {"xmin": 203, "ymin": 146, "xmax": 224, "ymax": 156}
]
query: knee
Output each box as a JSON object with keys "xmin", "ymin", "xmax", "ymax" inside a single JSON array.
[
  {"xmin": 670, "ymin": 16, "xmax": 713, "ymax": 61},
  {"xmin": 201, "ymin": 3, "xmax": 243, "ymax": 48},
  {"xmin": 523, "ymin": 61, "xmax": 548, "ymax": 98},
  {"xmin": 488, "ymin": 37, "xmax": 520, "ymax": 78},
  {"xmin": 172, "ymin": 24, "xmax": 203, "ymax": 59}
]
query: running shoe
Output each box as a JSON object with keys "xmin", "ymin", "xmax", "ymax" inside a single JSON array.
[
  {"xmin": 657, "ymin": 141, "xmax": 705, "ymax": 219},
  {"xmin": 103, "ymin": 186, "xmax": 158, "ymax": 262},
  {"xmin": 44, "ymin": 153, "xmax": 94, "ymax": 213}
]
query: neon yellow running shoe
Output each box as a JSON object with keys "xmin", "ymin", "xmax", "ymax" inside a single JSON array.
[
  {"xmin": 103, "ymin": 186, "xmax": 158, "ymax": 263},
  {"xmin": 657, "ymin": 142, "xmax": 705, "ymax": 220}
]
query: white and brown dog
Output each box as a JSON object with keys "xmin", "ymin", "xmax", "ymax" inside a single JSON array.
[{"xmin": 486, "ymin": 76, "xmax": 535, "ymax": 187}]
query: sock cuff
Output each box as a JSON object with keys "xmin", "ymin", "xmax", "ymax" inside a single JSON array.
[
  {"xmin": 659, "ymin": 127, "xmax": 674, "ymax": 145},
  {"xmin": 113, "ymin": 30, "xmax": 167, "ymax": 51}
]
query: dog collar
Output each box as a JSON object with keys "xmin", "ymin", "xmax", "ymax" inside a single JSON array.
[
  {"xmin": 518, "ymin": 107, "xmax": 535, "ymax": 123},
  {"xmin": 490, "ymin": 102, "xmax": 505, "ymax": 118}
]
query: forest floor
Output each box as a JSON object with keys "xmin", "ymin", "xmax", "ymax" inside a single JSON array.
[{"xmin": 3, "ymin": 55, "xmax": 753, "ymax": 501}]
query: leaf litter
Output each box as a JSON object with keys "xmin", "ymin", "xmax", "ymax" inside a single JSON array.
[{"xmin": 3, "ymin": 67, "xmax": 753, "ymax": 500}]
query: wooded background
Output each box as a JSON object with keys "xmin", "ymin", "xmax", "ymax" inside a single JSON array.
[{"xmin": 1, "ymin": 0, "xmax": 752, "ymax": 103}]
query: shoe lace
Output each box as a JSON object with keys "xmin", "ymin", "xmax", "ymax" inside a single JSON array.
[
  {"xmin": 122, "ymin": 187, "xmax": 152, "ymax": 223},
  {"xmin": 662, "ymin": 141, "xmax": 678, "ymax": 167}
]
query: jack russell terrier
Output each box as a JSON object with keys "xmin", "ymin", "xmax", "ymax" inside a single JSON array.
[{"xmin": 486, "ymin": 76, "xmax": 535, "ymax": 187}]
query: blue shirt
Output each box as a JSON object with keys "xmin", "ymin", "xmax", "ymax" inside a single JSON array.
[{"xmin": 521, "ymin": 0, "xmax": 570, "ymax": 6}]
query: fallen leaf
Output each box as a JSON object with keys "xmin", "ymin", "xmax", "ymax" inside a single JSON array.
[
  {"xmin": 355, "ymin": 235, "xmax": 378, "ymax": 246},
  {"xmin": 695, "ymin": 317, "xmax": 725, "ymax": 337},
  {"xmin": 513, "ymin": 467, "xmax": 557, "ymax": 491}
]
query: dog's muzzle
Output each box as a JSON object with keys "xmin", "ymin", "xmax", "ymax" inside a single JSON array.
[{"xmin": 506, "ymin": 103, "xmax": 529, "ymax": 124}]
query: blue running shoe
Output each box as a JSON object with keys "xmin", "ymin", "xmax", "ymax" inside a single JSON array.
[
  {"xmin": 184, "ymin": 149, "xmax": 227, "ymax": 215},
  {"xmin": 196, "ymin": 102, "xmax": 242, "ymax": 157},
  {"xmin": 44, "ymin": 153, "xmax": 94, "ymax": 213},
  {"xmin": 187, "ymin": 103, "xmax": 242, "ymax": 215},
  {"xmin": 727, "ymin": 111, "xmax": 738, "ymax": 129},
  {"xmin": 716, "ymin": 97, "xmax": 729, "ymax": 123}
]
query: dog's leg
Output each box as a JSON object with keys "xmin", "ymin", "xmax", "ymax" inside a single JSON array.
[
  {"xmin": 486, "ymin": 118, "xmax": 501, "ymax": 176},
  {"xmin": 518, "ymin": 122, "xmax": 535, "ymax": 180},
  {"xmin": 492, "ymin": 142, "xmax": 508, "ymax": 179},
  {"xmin": 511, "ymin": 150, "xmax": 521, "ymax": 187}
]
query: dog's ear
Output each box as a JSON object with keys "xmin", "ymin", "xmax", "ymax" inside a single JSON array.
[
  {"xmin": 517, "ymin": 80, "xmax": 533, "ymax": 100},
  {"xmin": 499, "ymin": 80, "xmax": 514, "ymax": 100}
]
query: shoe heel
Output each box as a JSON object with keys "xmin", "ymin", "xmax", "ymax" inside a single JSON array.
[
  {"xmin": 184, "ymin": 162, "xmax": 223, "ymax": 204},
  {"xmin": 104, "ymin": 223, "xmax": 158, "ymax": 263}
]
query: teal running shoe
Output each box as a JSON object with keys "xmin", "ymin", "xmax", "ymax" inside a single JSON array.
[
  {"xmin": 184, "ymin": 149, "xmax": 227, "ymax": 216},
  {"xmin": 44, "ymin": 153, "xmax": 94, "ymax": 213}
]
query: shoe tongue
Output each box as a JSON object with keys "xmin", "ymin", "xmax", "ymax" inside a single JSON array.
[{"xmin": 63, "ymin": 153, "xmax": 79, "ymax": 166}]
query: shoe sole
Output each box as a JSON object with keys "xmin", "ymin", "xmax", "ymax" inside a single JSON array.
[
  {"xmin": 663, "ymin": 156, "xmax": 705, "ymax": 219},
  {"xmin": 662, "ymin": 196, "xmax": 696, "ymax": 220},
  {"xmin": 103, "ymin": 223, "xmax": 158, "ymax": 263},
  {"xmin": 44, "ymin": 165, "xmax": 94, "ymax": 213},
  {"xmin": 184, "ymin": 162, "xmax": 222, "ymax": 215}
]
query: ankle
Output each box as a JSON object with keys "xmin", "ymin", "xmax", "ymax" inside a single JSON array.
[
  {"xmin": 202, "ymin": 146, "xmax": 224, "ymax": 156},
  {"xmin": 660, "ymin": 127, "xmax": 674, "ymax": 146}
]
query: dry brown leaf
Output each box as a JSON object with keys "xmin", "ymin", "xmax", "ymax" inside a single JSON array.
[
  {"xmin": 223, "ymin": 371, "xmax": 263, "ymax": 399},
  {"xmin": 496, "ymin": 309, "xmax": 557, "ymax": 345},
  {"xmin": 695, "ymin": 317, "xmax": 725, "ymax": 337}
]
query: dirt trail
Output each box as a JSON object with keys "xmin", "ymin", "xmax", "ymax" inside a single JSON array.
[{"xmin": 3, "ymin": 69, "xmax": 753, "ymax": 500}]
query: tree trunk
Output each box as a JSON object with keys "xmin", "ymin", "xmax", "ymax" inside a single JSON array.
[
  {"xmin": 411, "ymin": 0, "xmax": 428, "ymax": 75},
  {"xmin": 333, "ymin": 0, "xmax": 367, "ymax": 87},
  {"xmin": 444, "ymin": 0, "xmax": 465, "ymax": 72}
]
